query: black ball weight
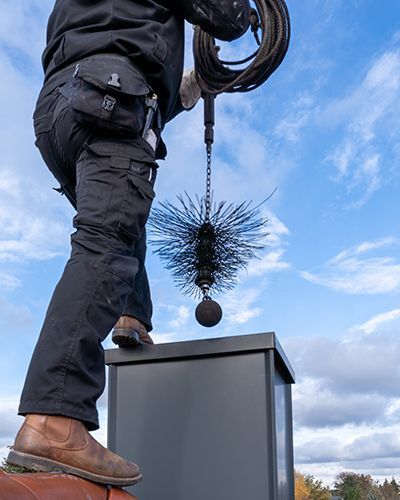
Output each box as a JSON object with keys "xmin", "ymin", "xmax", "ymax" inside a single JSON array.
[{"xmin": 195, "ymin": 299, "xmax": 223, "ymax": 327}]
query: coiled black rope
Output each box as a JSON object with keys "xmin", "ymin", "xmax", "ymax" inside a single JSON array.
[{"xmin": 193, "ymin": 0, "xmax": 290, "ymax": 94}]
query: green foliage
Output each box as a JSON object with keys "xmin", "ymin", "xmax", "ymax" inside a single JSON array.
[
  {"xmin": 304, "ymin": 473, "xmax": 331, "ymax": 500},
  {"xmin": 0, "ymin": 448, "xmax": 34, "ymax": 474},
  {"xmin": 333, "ymin": 472, "xmax": 374, "ymax": 500},
  {"xmin": 0, "ymin": 459, "xmax": 33, "ymax": 474},
  {"xmin": 333, "ymin": 472, "xmax": 400, "ymax": 500},
  {"xmin": 367, "ymin": 487, "xmax": 385, "ymax": 500},
  {"xmin": 390, "ymin": 478, "xmax": 400, "ymax": 494},
  {"xmin": 295, "ymin": 471, "xmax": 400, "ymax": 500},
  {"xmin": 378, "ymin": 478, "xmax": 400, "ymax": 499}
]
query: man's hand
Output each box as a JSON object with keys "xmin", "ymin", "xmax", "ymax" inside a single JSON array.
[
  {"xmin": 175, "ymin": 0, "xmax": 251, "ymax": 41},
  {"xmin": 180, "ymin": 69, "xmax": 202, "ymax": 110}
]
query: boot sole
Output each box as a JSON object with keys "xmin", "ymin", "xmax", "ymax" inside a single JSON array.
[
  {"xmin": 7, "ymin": 449, "xmax": 142, "ymax": 487},
  {"xmin": 112, "ymin": 328, "xmax": 142, "ymax": 348}
]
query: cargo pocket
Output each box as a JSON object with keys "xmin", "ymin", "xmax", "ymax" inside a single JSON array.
[
  {"xmin": 74, "ymin": 145, "xmax": 114, "ymax": 227},
  {"xmin": 75, "ymin": 139, "xmax": 157, "ymax": 241},
  {"xmin": 118, "ymin": 158, "xmax": 157, "ymax": 242}
]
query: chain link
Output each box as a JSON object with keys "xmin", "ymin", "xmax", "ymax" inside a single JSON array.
[{"xmin": 205, "ymin": 145, "xmax": 212, "ymax": 222}]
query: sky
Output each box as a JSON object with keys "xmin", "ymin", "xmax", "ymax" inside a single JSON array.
[{"xmin": 0, "ymin": 0, "xmax": 400, "ymax": 488}]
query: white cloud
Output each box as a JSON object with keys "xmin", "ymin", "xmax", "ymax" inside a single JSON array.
[
  {"xmin": 0, "ymin": 396, "xmax": 23, "ymax": 462},
  {"xmin": 169, "ymin": 306, "xmax": 190, "ymax": 328},
  {"xmin": 293, "ymin": 378, "xmax": 388, "ymax": 429},
  {"xmin": 262, "ymin": 210, "xmax": 290, "ymax": 248},
  {"xmin": 274, "ymin": 93, "xmax": 315, "ymax": 143},
  {"xmin": 159, "ymin": 89, "xmax": 296, "ymax": 207},
  {"xmin": 285, "ymin": 306, "xmax": 400, "ymax": 483},
  {"xmin": 247, "ymin": 250, "xmax": 290, "ymax": 276},
  {"xmin": 0, "ymin": 397, "xmax": 21, "ymax": 438},
  {"xmin": 351, "ymin": 237, "xmax": 397, "ymax": 256},
  {"xmin": 288, "ymin": 334, "xmax": 400, "ymax": 399},
  {"xmin": 0, "ymin": 273, "xmax": 21, "ymax": 290},
  {"xmin": 295, "ymin": 425, "xmax": 400, "ymax": 482},
  {"xmin": 351, "ymin": 308, "xmax": 400, "ymax": 336},
  {"xmin": 328, "ymin": 141, "xmax": 354, "ymax": 179},
  {"xmin": 348, "ymin": 432, "xmax": 400, "ymax": 461},
  {"xmin": 323, "ymin": 49, "xmax": 400, "ymax": 205},
  {"xmin": 151, "ymin": 331, "xmax": 183, "ymax": 344},
  {"xmin": 0, "ymin": 169, "xmax": 22, "ymax": 198},
  {"xmin": 350, "ymin": 154, "xmax": 381, "ymax": 207},
  {"xmin": 0, "ymin": 14, "xmax": 73, "ymax": 285},
  {"xmin": 296, "ymin": 426, "xmax": 400, "ymax": 469},
  {"xmin": 300, "ymin": 238, "xmax": 400, "ymax": 294},
  {"xmin": 0, "ymin": 0, "xmax": 53, "ymax": 63},
  {"xmin": 213, "ymin": 95, "xmax": 296, "ymax": 201},
  {"xmin": 241, "ymin": 210, "xmax": 291, "ymax": 277},
  {"xmin": 223, "ymin": 287, "xmax": 263, "ymax": 324},
  {"xmin": 0, "ymin": 206, "xmax": 70, "ymax": 263}
]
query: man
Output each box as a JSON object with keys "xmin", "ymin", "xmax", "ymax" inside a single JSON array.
[{"xmin": 7, "ymin": 0, "xmax": 250, "ymax": 487}]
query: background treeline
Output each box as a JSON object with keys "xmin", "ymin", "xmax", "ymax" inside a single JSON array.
[{"xmin": 295, "ymin": 470, "xmax": 400, "ymax": 500}]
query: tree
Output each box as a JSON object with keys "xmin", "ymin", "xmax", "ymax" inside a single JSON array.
[
  {"xmin": 389, "ymin": 478, "xmax": 400, "ymax": 494},
  {"xmin": 295, "ymin": 471, "xmax": 331, "ymax": 500},
  {"xmin": 295, "ymin": 471, "xmax": 311, "ymax": 500},
  {"xmin": 367, "ymin": 485, "xmax": 385, "ymax": 500},
  {"xmin": 390, "ymin": 477, "xmax": 400, "ymax": 494},
  {"xmin": 378, "ymin": 478, "xmax": 400, "ymax": 499},
  {"xmin": 367, "ymin": 493, "xmax": 384, "ymax": 500},
  {"xmin": 334, "ymin": 472, "xmax": 375, "ymax": 500},
  {"xmin": 304, "ymin": 473, "xmax": 331, "ymax": 500}
]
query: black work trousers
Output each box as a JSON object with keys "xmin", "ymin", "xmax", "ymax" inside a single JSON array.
[{"xmin": 19, "ymin": 81, "xmax": 157, "ymax": 430}]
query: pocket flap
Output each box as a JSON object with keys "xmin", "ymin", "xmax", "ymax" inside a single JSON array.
[
  {"xmin": 128, "ymin": 170, "xmax": 156, "ymax": 199},
  {"xmin": 74, "ymin": 56, "xmax": 151, "ymax": 97},
  {"xmin": 86, "ymin": 139, "xmax": 156, "ymax": 163}
]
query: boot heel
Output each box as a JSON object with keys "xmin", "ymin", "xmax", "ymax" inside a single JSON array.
[{"xmin": 112, "ymin": 328, "xmax": 141, "ymax": 347}]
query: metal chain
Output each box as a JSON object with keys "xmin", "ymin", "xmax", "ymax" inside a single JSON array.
[
  {"xmin": 203, "ymin": 94, "xmax": 215, "ymax": 223},
  {"xmin": 205, "ymin": 144, "xmax": 212, "ymax": 222}
]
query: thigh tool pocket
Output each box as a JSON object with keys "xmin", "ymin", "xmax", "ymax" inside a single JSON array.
[
  {"xmin": 61, "ymin": 56, "xmax": 151, "ymax": 137},
  {"xmin": 114, "ymin": 148, "xmax": 157, "ymax": 241},
  {"xmin": 77, "ymin": 139, "xmax": 157, "ymax": 242}
]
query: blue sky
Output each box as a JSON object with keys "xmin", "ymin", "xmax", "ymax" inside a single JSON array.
[{"xmin": 0, "ymin": 0, "xmax": 400, "ymax": 487}]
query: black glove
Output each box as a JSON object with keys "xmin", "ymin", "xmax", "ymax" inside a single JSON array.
[{"xmin": 176, "ymin": 0, "xmax": 250, "ymax": 41}]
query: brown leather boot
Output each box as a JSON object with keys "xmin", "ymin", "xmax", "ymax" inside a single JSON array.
[
  {"xmin": 7, "ymin": 415, "xmax": 142, "ymax": 486},
  {"xmin": 112, "ymin": 316, "xmax": 154, "ymax": 348}
]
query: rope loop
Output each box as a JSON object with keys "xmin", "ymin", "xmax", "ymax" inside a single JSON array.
[{"xmin": 193, "ymin": 0, "xmax": 291, "ymax": 95}]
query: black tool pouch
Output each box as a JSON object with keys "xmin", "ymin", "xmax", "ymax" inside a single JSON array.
[{"xmin": 60, "ymin": 56, "xmax": 151, "ymax": 137}]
